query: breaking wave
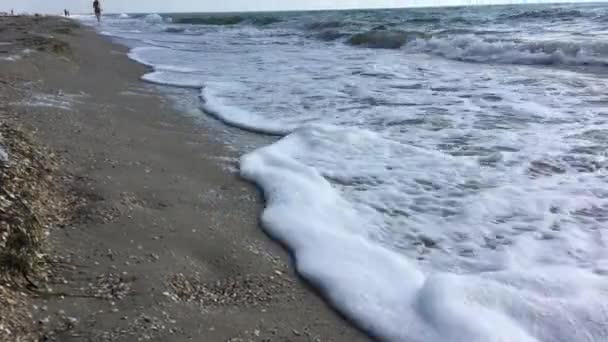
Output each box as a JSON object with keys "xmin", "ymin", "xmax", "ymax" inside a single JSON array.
[
  {"xmin": 348, "ymin": 29, "xmax": 429, "ymax": 49},
  {"xmin": 405, "ymin": 35, "xmax": 608, "ymax": 66},
  {"xmin": 314, "ymin": 29, "xmax": 348, "ymax": 41},
  {"xmin": 84, "ymin": 4, "xmax": 608, "ymax": 341},
  {"xmin": 144, "ymin": 13, "xmax": 163, "ymax": 24}
]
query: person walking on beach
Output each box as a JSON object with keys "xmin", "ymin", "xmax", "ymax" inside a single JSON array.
[{"xmin": 93, "ymin": 0, "xmax": 101, "ymax": 22}]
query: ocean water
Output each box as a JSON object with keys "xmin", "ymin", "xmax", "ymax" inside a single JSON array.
[{"xmin": 78, "ymin": 4, "xmax": 608, "ymax": 341}]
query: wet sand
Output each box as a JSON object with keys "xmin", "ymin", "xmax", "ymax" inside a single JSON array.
[{"xmin": 0, "ymin": 16, "xmax": 370, "ymax": 342}]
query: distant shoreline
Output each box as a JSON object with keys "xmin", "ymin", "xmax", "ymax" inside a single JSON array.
[{"xmin": 9, "ymin": 1, "xmax": 603, "ymax": 17}]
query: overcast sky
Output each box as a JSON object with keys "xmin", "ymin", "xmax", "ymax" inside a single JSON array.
[{"xmin": 3, "ymin": 0, "xmax": 591, "ymax": 14}]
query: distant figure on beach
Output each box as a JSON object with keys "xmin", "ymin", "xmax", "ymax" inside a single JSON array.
[
  {"xmin": 93, "ymin": 0, "xmax": 101, "ymax": 22},
  {"xmin": 10, "ymin": 9, "xmax": 13, "ymax": 15},
  {"xmin": 64, "ymin": 9, "xmax": 68, "ymax": 17}
]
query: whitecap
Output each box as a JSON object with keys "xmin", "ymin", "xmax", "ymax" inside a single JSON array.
[{"xmin": 144, "ymin": 13, "xmax": 163, "ymax": 24}]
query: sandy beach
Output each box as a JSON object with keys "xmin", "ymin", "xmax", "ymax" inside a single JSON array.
[{"xmin": 0, "ymin": 15, "xmax": 370, "ymax": 342}]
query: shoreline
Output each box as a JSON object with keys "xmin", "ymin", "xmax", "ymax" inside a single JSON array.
[{"xmin": 0, "ymin": 16, "xmax": 370, "ymax": 341}]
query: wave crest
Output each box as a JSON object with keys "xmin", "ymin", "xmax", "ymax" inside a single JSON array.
[
  {"xmin": 144, "ymin": 13, "xmax": 163, "ymax": 24},
  {"xmin": 314, "ymin": 29, "xmax": 348, "ymax": 41},
  {"xmin": 250, "ymin": 16, "xmax": 282, "ymax": 26},
  {"xmin": 406, "ymin": 35, "xmax": 608, "ymax": 66},
  {"xmin": 174, "ymin": 16, "xmax": 244, "ymax": 25},
  {"xmin": 504, "ymin": 8, "xmax": 584, "ymax": 20},
  {"xmin": 406, "ymin": 16, "xmax": 441, "ymax": 24},
  {"xmin": 164, "ymin": 27, "xmax": 186, "ymax": 33},
  {"xmin": 348, "ymin": 29, "xmax": 428, "ymax": 49},
  {"xmin": 307, "ymin": 21, "xmax": 346, "ymax": 30}
]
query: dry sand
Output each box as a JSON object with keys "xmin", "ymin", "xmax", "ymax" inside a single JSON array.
[{"xmin": 0, "ymin": 16, "xmax": 371, "ymax": 342}]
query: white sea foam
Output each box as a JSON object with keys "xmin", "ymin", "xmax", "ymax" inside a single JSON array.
[
  {"xmin": 0, "ymin": 54, "xmax": 20, "ymax": 62},
  {"xmin": 201, "ymin": 85, "xmax": 294, "ymax": 135},
  {"xmin": 0, "ymin": 46, "xmax": 33, "ymax": 61},
  {"xmin": 144, "ymin": 13, "xmax": 163, "ymax": 24},
  {"xmin": 14, "ymin": 92, "xmax": 85, "ymax": 111},
  {"xmin": 406, "ymin": 35, "xmax": 608, "ymax": 66},
  {"xmin": 242, "ymin": 125, "xmax": 608, "ymax": 342},
  {"xmin": 142, "ymin": 71, "xmax": 204, "ymax": 88},
  {"xmin": 119, "ymin": 13, "xmax": 130, "ymax": 19},
  {"xmin": 127, "ymin": 47, "xmax": 161, "ymax": 67},
  {"xmin": 80, "ymin": 6, "xmax": 608, "ymax": 341},
  {"xmin": 128, "ymin": 47, "xmax": 198, "ymax": 73}
]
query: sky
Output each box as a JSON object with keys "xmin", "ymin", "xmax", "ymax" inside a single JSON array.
[{"xmin": 2, "ymin": 0, "xmax": 593, "ymax": 14}]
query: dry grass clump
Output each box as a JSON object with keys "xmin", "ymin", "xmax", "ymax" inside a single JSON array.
[
  {"xmin": 0, "ymin": 124, "xmax": 54, "ymax": 280},
  {"xmin": 16, "ymin": 35, "xmax": 72, "ymax": 56},
  {"xmin": 0, "ymin": 123, "xmax": 70, "ymax": 341},
  {"xmin": 0, "ymin": 283, "xmax": 37, "ymax": 341}
]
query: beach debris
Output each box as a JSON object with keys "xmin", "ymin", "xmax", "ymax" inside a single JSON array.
[
  {"xmin": 89, "ymin": 272, "xmax": 133, "ymax": 300},
  {"xmin": 0, "ymin": 123, "xmax": 74, "ymax": 341},
  {"xmin": 0, "ymin": 283, "xmax": 40, "ymax": 341},
  {"xmin": 0, "ymin": 145, "xmax": 7, "ymax": 164},
  {"xmin": 0, "ymin": 123, "xmax": 71, "ymax": 281},
  {"xmin": 16, "ymin": 34, "xmax": 71, "ymax": 56},
  {"xmin": 167, "ymin": 272, "xmax": 293, "ymax": 308}
]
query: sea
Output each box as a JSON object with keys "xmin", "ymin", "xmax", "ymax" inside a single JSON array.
[{"xmin": 77, "ymin": 3, "xmax": 608, "ymax": 341}]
